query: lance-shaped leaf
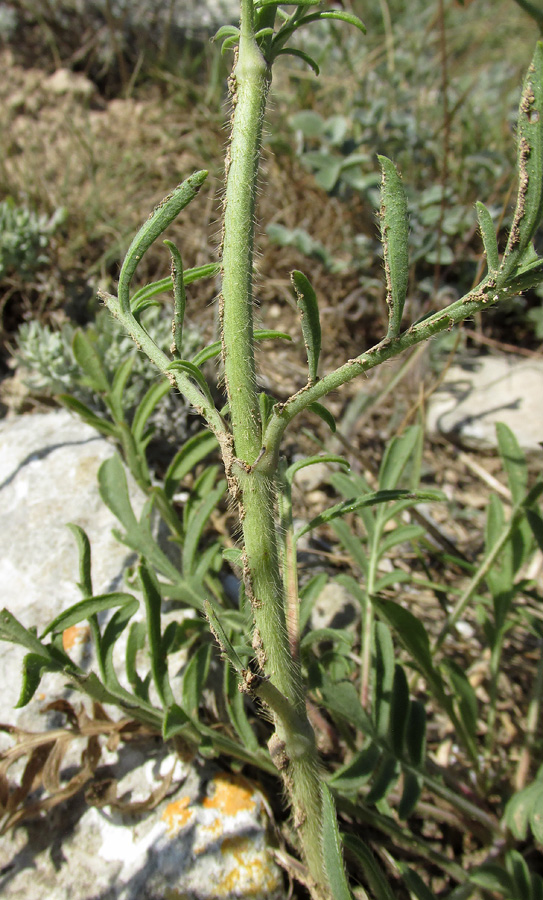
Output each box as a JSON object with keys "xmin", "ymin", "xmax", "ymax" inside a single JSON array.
[
  {"xmin": 308, "ymin": 401, "xmax": 336, "ymax": 432},
  {"xmin": 131, "ymin": 378, "xmax": 171, "ymax": 445},
  {"xmin": 321, "ymin": 785, "xmax": 354, "ymax": 900},
  {"xmin": 502, "ymin": 42, "xmax": 543, "ymax": 272},
  {"xmin": 476, "ymin": 201, "xmax": 500, "ymax": 273},
  {"xmin": 118, "ymin": 170, "xmax": 208, "ymax": 313},
  {"xmin": 166, "ymin": 359, "xmax": 216, "ymax": 407},
  {"xmin": 139, "ymin": 562, "xmax": 174, "ymax": 709},
  {"xmin": 343, "ymin": 835, "xmax": 397, "ymax": 900},
  {"xmin": 163, "ymin": 240, "xmax": 186, "ymax": 358},
  {"xmin": 378, "ymin": 156, "xmax": 409, "ymax": 338},
  {"xmin": 291, "ymin": 270, "xmax": 321, "ymax": 383},
  {"xmin": 67, "ymin": 524, "xmax": 93, "ymax": 598},
  {"xmin": 191, "ymin": 329, "xmax": 291, "ymax": 367},
  {"xmin": 130, "ymin": 262, "xmax": 220, "ymax": 313},
  {"xmin": 72, "ymin": 330, "xmax": 110, "ymax": 394},
  {"xmin": 41, "ymin": 592, "xmax": 138, "ymax": 638}
]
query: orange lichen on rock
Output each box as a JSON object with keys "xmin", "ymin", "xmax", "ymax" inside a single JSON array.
[
  {"xmin": 202, "ymin": 774, "xmax": 256, "ymax": 817},
  {"xmin": 62, "ymin": 623, "xmax": 91, "ymax": 651},
  {"xmin": 216, "ymin": 835, "xmax": 282, "ymax": 897},
  {"xmin": 162, "ymin": 796, "xmax": 194, "ymax": 836}
]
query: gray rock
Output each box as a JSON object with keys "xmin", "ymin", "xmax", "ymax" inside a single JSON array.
[
  {"xmin": 0, "ymin": 409, "xmax": 285, "ymax": 899},
  {"xmin": 0, "ymin": 743, "xmax": 284, "ymax": 899},
  {"xmin": 426, "ymin": 355, "xmax": 543, "ymax": 451},
  {"xmin": 0, "ymin": 409, "xmax": 147, "ymax": 726}
]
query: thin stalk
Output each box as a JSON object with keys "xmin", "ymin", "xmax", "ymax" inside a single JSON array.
[{"xmin": 360, "ymin": 526, "xmax": 381, "ymax": 709}]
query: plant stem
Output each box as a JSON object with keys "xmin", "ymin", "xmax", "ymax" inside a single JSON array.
[{"xmin": 219, "ymin": 6, "xmax": 329, "ymax": 894}]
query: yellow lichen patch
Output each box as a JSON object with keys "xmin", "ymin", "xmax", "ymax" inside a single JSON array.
[
  {"xmin": 62, "ymin": 623, "xmax": 91, "ymax": 651},
  {"xmin": 202, "ymin": 774, "xmax": 257, "ymax": 817},
  {"xmin": 215, "ymin": 835, "xmax": 282, "ymax": 897},
  {"xmin": 162, "ymin": 796, "xmax": 194, "ymax": 836}
]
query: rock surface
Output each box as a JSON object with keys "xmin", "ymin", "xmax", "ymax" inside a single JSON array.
[
  {"xmin": 426, "ymin": 354, "xmax": 543, "ymax": 451},
  {"xmin": 0, "ymin": 409, "xmax": 284, "ymax": 899}
]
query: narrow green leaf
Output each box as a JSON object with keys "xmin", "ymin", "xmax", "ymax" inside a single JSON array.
[
  {"xmin": 329, "ymin": 742, "xmax": 381, "ymax": 791},
  {"xmin": 496, "ymin": 422, "xmax": 528, "ymax": 505},
  {"xmin": 400, "ymin": 865, "xmax": 439, "ymax": 900},
  {"xmin": 0, "ymin": 609, "xmax": 50, "ymax": 657},
  {"xmin": 204, "ymin": 600, "xmax": 245, "ymax": 675},
  {"xmin": 398, "ymin": 770, "xmax": 423, "ymax": 819},
  {"xmin": 72, "ymin": 330, "xmax": 110, "ymax": 393},
  {"xmin": 507, "ymin": 849, "xmax": 533, "ymax": 900},
  {"xmin": 378, "ymin": 426, "xmax": 419, "ymax": 491},
  {"xmin": 527, "ymin": 508, "xmax": 543, "ymax": 552},
  {"xmin": 286, "ymin": 454, "xmax": 348, "ymax": 484},
  {"xmin": 131, "ymin": 378, "xmax": 171, "ymax": 445},
  {"xmin": 343, "ymin": 834, "xmax": 397, "ymax": 900},
  {"xmin": 139, "ymin": 562, "xmax": 173, "ymax": 709},
  {"xmin": 182, "ymin": 482, "xmax": 226, "ymax": 577},
  {"xmin": 224, "ymin": 663, "xmax": 259, "ymax": 752},
  {"xmin": 130, "ymin": 263, "xmax": 220, "ymax": 312},
  {"xmin": 502, "ymin": 43, "xmax": 543, "ymax": 271},
  {"xmin": 166, "ymin": 359, "xmax": 215, "ymax": 405},
  {"xmin": 163, "ymin": 239, "xmax": 186, "ymax": 358},
  {"xmin": 109, "ymin": 355, "xmax": 135, "ymax": 421},
  {"xmin": 67, "ymin": 524, "xmax": 93, "ymax": 598},
  {"xmin": 213, "ymin": 24, "xmax": 240, "ymax": 42},
  {"xmin": 275, "ymin": 47, "xmax": 320, "ymax": 75},
  {"xmin": 332, "ymin": 524, "xmax": 369, "ymax": 576},
  {"xmin": 58, "ymin": 395, "xmax": 119, "ymax": 438},
  {"xmin": 378, "ymin": 156, "xmax": 409, "ymax": 338},
  {"xmin": 405, "ymin": 700, "xmax": 426, "ymax": 767},
  {"xmin": 476, "ymin": 201, "xmax": 500, "ymax": 272},
  {"xmin": 308, "ymin": 401, "xmax": 336, "ymax": 432},
  {"xmin": 378, "ymin": 524, "xmax": 425, "ymax": 558},
  {"xmin": 470, "ymin": 864, "xmax": 515, "ymax": 896},
  {"xmin": 118, "ymin": 171, "xmax": 208, "ymax": 313},
  {"xmin": 320, "ymin": 679, "xmax": 374, "ymax": 734},
  {"xmin": 15, "ymin": 653, "xmax": 58, "ymax": 708},
  {"xmin": 126, "ymin": 620, "xmax": 150, "ymax": 701},
  {"xmin": 164, "ymin": 430, "xmax": 218, "ymax": 499},
  {"xmin": 162, "ymin": 703, "xmax": 192, "ymax": 740},
  {"xmin": 443, "ymin": 659, "xmax": 478, "ymax": 744},
  {"xmin": 374, "ymin": 622, "xmax": 395, "ymax": 740},
  {"xmin": 321, "ymin": 784, "xmax": 353, "ymax": 900},
  {"xmin": 259, "ymin": 391, "xmax": 276, "ymax": 431},
  {"xmin": 389, "ymin": 664, "xmax": 410, "ymax": 757},
  {"xmin": 98, "ymin": 454, "xmax": 139, "ymax": 532},
  {"xmin": 41, "ymin": 593, "xmax": 138, "ymax": 638},
  {"xmin": 299, "ymin": 573, "xmax": 328, "ymax": 633},
  {"xmin": 366, "ymin": 753, "xmax": 398, "ymax": 804},
  {"xmin": 295, "ymin": 489, "xmax": 442, "ymax": 541},
  {"xmin": 291, "ymin": 270, "xmax": 321, "ymax": 383},
  {"xmin": 182, "ymin": 643, "xmax": 212, "ymax": 716}
]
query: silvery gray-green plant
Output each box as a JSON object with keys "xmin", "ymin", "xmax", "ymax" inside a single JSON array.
[{"xmin": 2, "ymin": 3, "xmax": 543, "ymax": 898}]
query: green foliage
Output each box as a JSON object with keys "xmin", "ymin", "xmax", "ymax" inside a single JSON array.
[
  {"xmin": 3, "ymin": 5, "xmax": 543, "ymax": 900},
  {"xmin": 0, "ymin": 198, "xmax": 65, "ymax": 280}
]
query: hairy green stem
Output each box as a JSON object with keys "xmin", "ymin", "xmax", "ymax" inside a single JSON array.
[{"xmin": 219, "ymin": 4, "xmax": 328, "ymax": 893}]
